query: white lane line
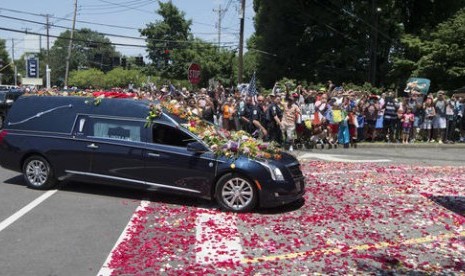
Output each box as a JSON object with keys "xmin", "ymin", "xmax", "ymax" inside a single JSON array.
[
  {"xmin": 0, "ymin": 190, "xmax": 58, "ymax": 233},
  {"xmin": 195, "ymin": 210, "xmax": 243, "ymax": 265},
  {"xmin": 299, "ymin": 153, "xmax": 391, "ymax": 163},
  {"xmin": 97, "ymin": 200, "xmax": 150, "ymax": 276}
]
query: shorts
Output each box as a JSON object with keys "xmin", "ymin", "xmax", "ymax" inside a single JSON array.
[
  {"xmin": 433, "ymin": 116, "xmax": 446, "ymax": 129},
  {"xmin": 375, "ymin": 115, "xmax": 384, "ymax": 129},
  {"xmin": 281, "ymin": 124, "xmax": 296, "ymax": 139},
  {"xmin": 413, "ymin": 116, "xmax": 421, "ymax": 128},
  {"xmin": 328, "ymin": 124, "xmax": 339, "ymax": 134},
  {"xmin": 402, "ymin": 127, "xmax": 411, "ymax": 134},
  {"xmin": 366, "ymin": 120, "xmax": 376, "ymax": 128},
  {"xmin": 422, "ymin": 119, "xmax": 433, "ymax": 130}
]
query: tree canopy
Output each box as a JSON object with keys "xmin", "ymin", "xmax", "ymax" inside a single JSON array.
[
  {"xmin": 0, "ymin": 39, "xmax": 14, "ymax": 85},
  {"xmin": 140, "ymin": 1, "xmax": 238, "ymax": 87},
  {"xmin": 49, "ymin": 28, "xmax": 120, "ymax": 86},
  {"xmin": 252, "ymin": 0, "xmax": 465, "ymax": 90}
]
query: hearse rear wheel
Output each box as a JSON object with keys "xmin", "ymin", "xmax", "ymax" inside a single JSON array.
[
  {"xmin": 215, "ymin": 173, "xmax": 257, "ymax": 212},
  {"xmin": 23, "ymin": 156, "xmax": 57, "ymax": 190}
]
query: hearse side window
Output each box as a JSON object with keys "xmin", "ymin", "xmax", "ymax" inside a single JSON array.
[
  {"xmin": 89, "ymin": 118, "xmax": 143, "ymax": 142},
  {"xmin": 152, "ymin": 123, "xmax": 194, "ymax": 147}
]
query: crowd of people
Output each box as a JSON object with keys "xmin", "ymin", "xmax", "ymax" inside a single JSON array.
[
  {"xmin": 131, "ymin": 82, "xmax": 465, "ymax": 151},
  {"xmin": 31, "ymin": 81, "xmax": 465, "ymax": 151}
]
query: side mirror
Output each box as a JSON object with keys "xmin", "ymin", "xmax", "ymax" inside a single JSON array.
[{"xmin": 187, "ymin": 141, "xmax": 207, "ymax": 153}]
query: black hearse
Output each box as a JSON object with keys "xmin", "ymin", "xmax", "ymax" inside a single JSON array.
[{"xmin": 0, "ymin": 95, "xmax": 305, "ymax": 212}]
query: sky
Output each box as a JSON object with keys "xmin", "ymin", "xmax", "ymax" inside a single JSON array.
[{"xmin": 0, "ymin": 0, "xmax": 255, "ymax": 60}]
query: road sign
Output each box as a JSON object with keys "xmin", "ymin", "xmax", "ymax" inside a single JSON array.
[
  {"xmin": 26, "ymin": 57, "xmax": 39, "ymax": 78},
  {"xmin": 188, "ymin": 63, "xmax": 201, "ymax": 84}
]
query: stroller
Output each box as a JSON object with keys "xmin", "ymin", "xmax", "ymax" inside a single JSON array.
[{"xmin": 295, "ymin": 111, "xmax": 330, "ymax": 149}]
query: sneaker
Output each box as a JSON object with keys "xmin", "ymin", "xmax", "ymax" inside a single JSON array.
[{"xmin": 438, "ymin": 140, "xmax": 443, "ymax": 144}]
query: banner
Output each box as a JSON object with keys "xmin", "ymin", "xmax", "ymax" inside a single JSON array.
[{"xmin": 404, "ymin": 78, "xmax": 430, "ymax": 95}]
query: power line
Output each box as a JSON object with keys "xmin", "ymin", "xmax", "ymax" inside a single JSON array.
[
  {"xmin": 0, "ymin": 14, "xmax": 238, "ymax": 46},
  {"xmin": 0, "ymin": 26, "xmax": 237, "ymax": 50},
  {"xmin": 0, "ymin": 7, "xmax": 140, "ymax": 30}
]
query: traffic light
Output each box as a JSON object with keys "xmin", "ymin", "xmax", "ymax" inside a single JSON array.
[
  {"xmin": 112, "ymin": 57, "xmax": 120, "ymax": 67},
  {"xmin": 135, "ymin": 56, "xmax": 144, "ymax": 66},
  {"xmin": 163, "ymin": 49, "xmax": 171, "ymax": 65}
]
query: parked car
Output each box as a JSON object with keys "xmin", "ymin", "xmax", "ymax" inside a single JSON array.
[
  {"xmin": 0, "ymin": 95, "xmax": 305, "ymax": 212},
  {"xmin": 0, "ymin": 88, "xmax": 24, "ymax": 129}
]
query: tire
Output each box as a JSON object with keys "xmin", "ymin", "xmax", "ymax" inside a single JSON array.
[
  {"xmin": 22, "ymin": 156, "xmax": 57, "ymax": 190},
  {"xmin": 215, "ymin": 173, "xmax": 257, "ymax": 212}
]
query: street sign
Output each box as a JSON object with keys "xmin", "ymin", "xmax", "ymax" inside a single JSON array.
[
  {"xmin": 188, "ymin": 63, "xmax": 201, "ymax": 84},
  {"xmin": 26, "ymin": 57, "xmax": 39, "ymax": 78}
]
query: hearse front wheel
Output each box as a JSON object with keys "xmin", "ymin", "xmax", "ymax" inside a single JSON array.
[
  {"xmin": 22, "ymin": 156, "xmax": 57, "ymax": 190},
  {"xmin": 215, "ymin": 173, "xmax": 257, "ymax": 212}
]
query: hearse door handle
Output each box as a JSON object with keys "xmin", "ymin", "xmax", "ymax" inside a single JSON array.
[
  {"xmin": 147, "ymin": 152, "xmax": 160, "ymax": 158},
  {"xmin": 87, "ymin": 143, "xmax": 99, "ymax": 149}
]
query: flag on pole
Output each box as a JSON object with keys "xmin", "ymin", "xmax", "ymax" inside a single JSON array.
[
  {"xmin": 247, "ymin": 72, "xmax": 258, "ymax": 105},
  {"xmin": 247, "ymin": 72, "xmax": 258, "ymax": 97},
  {"xmin": 169, "ymin": 83, "xmax": 177, "ymax": 96}
]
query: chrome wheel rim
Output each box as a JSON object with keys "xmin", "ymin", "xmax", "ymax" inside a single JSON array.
[
  {"xmin": 221, "ymin": 178, "xmax": 253, "ymax": 210},
  {"xmin": 25, "ymin": 160, "xmax": 48, "ymax": 187}
]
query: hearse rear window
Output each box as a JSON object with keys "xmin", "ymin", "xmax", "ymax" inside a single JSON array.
[{"xmin": 88, "ymin": 118, "xmax": 143, "ymax": 142}]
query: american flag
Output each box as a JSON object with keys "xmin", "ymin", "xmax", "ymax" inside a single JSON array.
[
  {"xmin": 169, "ymin": 83, "xmax": 176, "ymax": 96},
  {"xmin": 247, "ymin": 72, "xmax": 258, "ymax": 97}
]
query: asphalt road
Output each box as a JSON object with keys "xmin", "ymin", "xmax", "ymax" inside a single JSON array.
[{"xmin": 0, "ymin": 148, "xmax": 464, "ymax": 275}]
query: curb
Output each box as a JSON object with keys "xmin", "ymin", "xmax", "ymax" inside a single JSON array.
[
  {"xmin": 288, "ymin": 142, "xmax": 465, "ymax": 151},
  {"xmin": 355, "ymin": 142, "xmax": 465, "ymax": 149}
]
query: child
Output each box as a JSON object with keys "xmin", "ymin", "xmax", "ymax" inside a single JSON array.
[{"xmin": 401, "ymin": 107, "xmax": 415, "ymax": 144}]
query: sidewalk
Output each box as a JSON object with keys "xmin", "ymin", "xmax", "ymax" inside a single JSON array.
[
  {"xmin": 355, "ymin": 142, "xmax": 465, "ymax": 149},
  {"xmin": 291, "ymin": 141, "xmax": 465, "ymax": 150}
]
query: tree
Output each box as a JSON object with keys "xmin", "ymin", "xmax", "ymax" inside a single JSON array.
[
  {"xmin": 393, "ymin": 8, "xmax": 465, "ymax": 90},
  {"xmin": 49, "ymin": 28, "xmax": 120, "ymax": 86},
  {"xmin": 140, "ymin": 1, "xmax": 192, "ymax": 77},
  {"xmin": 140, "ymin": 1, "xmax": 236, "ymax": 87},
  {"xmin": 104, "ymin": 68, "xmax": 145, "ymax": 88},
  {"xmin": 252, "ymin": 0, "xmax": 465, "ymax": 88},
  {"xmin": 0, "ymin": 39, "xmax": 14, "ymax": 85},
  {"xmin": 68, "ymin": 68, "xmax": 105, "ymax": 89}
]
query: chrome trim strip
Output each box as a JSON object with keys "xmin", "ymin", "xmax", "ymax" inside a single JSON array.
[
  {"xmin": 65, "ymin": 170, "xmax": 201, "ymax": 194},
  {"xmin": 9, "ymin": 104, "xmax": 73, "ymax": 126}
]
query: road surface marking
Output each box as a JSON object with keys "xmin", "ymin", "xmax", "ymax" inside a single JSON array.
[
  {"xmin": 241, "ymin": 230, "xmax": 465, "ymax": 264},
  {"xmin": 195, "ymin": 210, "xmax": 244, "ymax": 265},
  {"xmin": 97, "ymin": 200, "xmax": 150, "ymax": 276},
  {"xmin": 0, "ymin": 190, "xmax": 57, "ymax": 233},
  {"xmin": 299, "ymin": 153, "xmax": 391, "ymax": 163}
]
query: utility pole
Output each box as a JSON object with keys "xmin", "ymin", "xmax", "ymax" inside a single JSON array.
[
  {"xmin": 369, "ymin": 0, "xmax": 380, "ymax": 86},
  {"xmin": 45, "ymin": 14, "xmax": 51, "ymax": 89},
  {"xmin": 238, "ymin": 0, "xmax": 245, "ymax": 84},
  {"xmin": 213, "ymin": 5, "xmax": 226, "ymax": 48},
  {"xmin": 12, "ymin": 39, "xmax": 17, "ymax": 86},
  {"xmin": 64, "ymin": 0, "xmax": 78, "ymax": 88}
]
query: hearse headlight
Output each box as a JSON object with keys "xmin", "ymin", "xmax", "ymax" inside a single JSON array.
[{"xmin": 257, "ymin": 161, "xmax": 284, "ymax": 181}]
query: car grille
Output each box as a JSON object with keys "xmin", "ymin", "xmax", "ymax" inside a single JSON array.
[
  {"xmin": 287, "ymin": 163, "xmax": 305, "ymax": 192},
  {"xmin": 287, "ymin": 163, "xmax": 303, "ymax": 179}
]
